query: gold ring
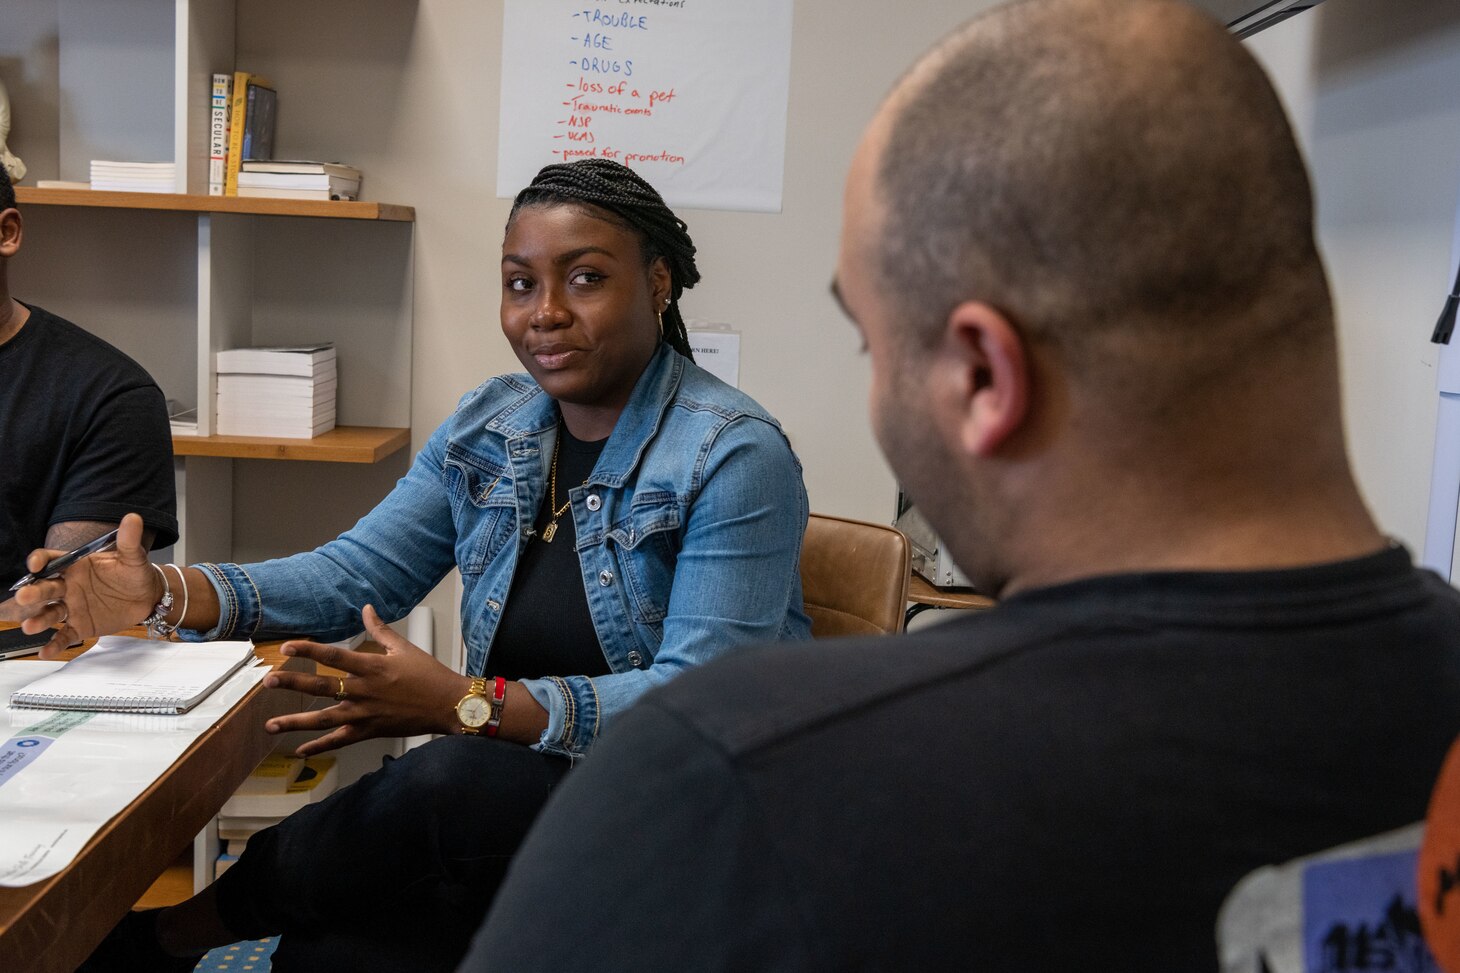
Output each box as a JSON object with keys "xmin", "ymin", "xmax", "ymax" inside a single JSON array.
[{"xmin": 334, "ymin": 676, "xmax": 348, "ymax": 702}]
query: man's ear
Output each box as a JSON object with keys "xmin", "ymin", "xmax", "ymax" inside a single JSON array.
[
  {"xmin": 936, "ymin": 300, "xmax": 1030, "ymax": 457},
  {"xmin": 0, "ymin": 208, "xmax": 22, "ymax": 259}
]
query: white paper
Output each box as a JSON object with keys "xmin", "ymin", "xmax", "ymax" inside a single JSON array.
[
  {"xmin": 497, "ymin": 0, "xmax": 794, "ymax": 212},
  {"xmin": 0, "ymin": 660, "xmax": 269, "ymax": 886},
  {"xmin": 687, "ymin": 327, "xmax": 741, "ymax": 388}
]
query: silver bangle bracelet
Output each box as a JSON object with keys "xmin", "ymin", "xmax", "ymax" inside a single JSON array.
[{"xmin": 141, "ymin": 563, "xmax": 177, "ymax": 640}]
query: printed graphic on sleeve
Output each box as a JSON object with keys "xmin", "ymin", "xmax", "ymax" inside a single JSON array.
[{"xmin": 1302, "ymin": 850, "xmax": 1438, "ymax": 973}]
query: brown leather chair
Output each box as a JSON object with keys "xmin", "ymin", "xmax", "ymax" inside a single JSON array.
[{"xmin": 799, "ymin": 513, "xmax": 911, "ymax": 638}]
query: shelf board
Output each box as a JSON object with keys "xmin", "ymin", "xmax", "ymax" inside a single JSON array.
[
  {"xmin": 173, "ymin": 426, "xmax": 410, "ymax": 463},
  {"xmin": 15, "ymin": 187, "xmax": 414, "ymax": 222},
  {"xmin": 134, "ymin": 852, "xmax": 193, "ymax": 910}
]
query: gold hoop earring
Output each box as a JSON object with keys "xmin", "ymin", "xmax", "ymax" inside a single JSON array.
[{"xmin": 657, "ymin": 310, "xmax": 665, "ymax": 339}]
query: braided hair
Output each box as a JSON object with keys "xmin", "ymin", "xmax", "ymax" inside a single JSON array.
[{"xmin": 509, "ymin": 159, "xmax": 699, "ymax": 361}]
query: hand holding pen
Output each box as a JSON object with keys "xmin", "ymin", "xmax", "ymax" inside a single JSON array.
[
  {"xmin": 8, "ymin": 515, "xmax": 162, "ymax": 659},
  {"xmin": 7, "ymin": 527, "xmax": 119, "ymax": 592}
]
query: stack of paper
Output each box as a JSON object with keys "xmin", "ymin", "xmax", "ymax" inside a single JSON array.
[
  {"xmin": 215, "ymin": 343, "xmax": 337, "ymax": 438},
  {"xmin": 168, "ymin": 404, "xmax": 198, "ymax": 436},
  {"xmin": 89, "ymin": 160, "xmax": 177, "ymax": 194},
  {"xmin": 237, "ymin": 161, "xmax": 362, "ymax": 201}
]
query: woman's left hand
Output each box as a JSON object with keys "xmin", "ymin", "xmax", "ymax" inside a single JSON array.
[{"xmin": 263, "ymin": 604, "xmax": 469, "ymax": 757}]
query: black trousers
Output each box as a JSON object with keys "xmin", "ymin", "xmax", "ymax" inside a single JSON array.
[{"xmin": 213, "ymin": 735, "xmax": 571, "ymax": 973}]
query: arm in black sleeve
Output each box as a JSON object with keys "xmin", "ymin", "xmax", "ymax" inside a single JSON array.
[{"xmin": 51, "ymin": 383, "xmax": 178, "ymax": 547}]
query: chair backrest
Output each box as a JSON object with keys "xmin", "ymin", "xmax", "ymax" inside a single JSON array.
[{"xmin": 799, "ymin": 513, "xmax": 911, "ymax": 638}]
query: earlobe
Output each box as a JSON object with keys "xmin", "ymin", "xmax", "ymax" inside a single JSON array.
[{"xmin": 942, "ymin": 301, "xmax": 1030, "ymax": 456}]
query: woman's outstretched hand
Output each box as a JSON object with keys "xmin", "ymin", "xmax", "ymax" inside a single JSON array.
[
  {"xmin": 262, "ymin": 604, "xmax": 471, "ymax": 757},
  {"xmin": 8, "ymin": 513, "xmax": 160, "ymax": 659}
]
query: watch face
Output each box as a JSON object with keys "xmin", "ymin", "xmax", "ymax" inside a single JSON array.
[{"xmin": 457, "ymin": 695, "xmax": 491, "ymax": 728}]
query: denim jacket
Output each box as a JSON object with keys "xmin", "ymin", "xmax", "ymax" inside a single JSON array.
[{"xmin": 188, "ymin": 346, "xmax": 812, "ymax": 757}]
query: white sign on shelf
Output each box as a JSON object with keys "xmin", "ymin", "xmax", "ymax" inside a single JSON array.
[{"xmin": 497, "ymin": 0, "xmax": 794, "ymax": 213}]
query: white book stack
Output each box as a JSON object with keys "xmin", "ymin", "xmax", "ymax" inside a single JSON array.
[
  {"xmin": 215, "ymin": 343, "xmax": 338, "ymax": 439},
  {"xmin": 236, "ymin": 161, "xmax": 362, "ymax": 201},
  {"xmin": 89, "ymin": 160, "xmax": 177, "ymax": 193}
]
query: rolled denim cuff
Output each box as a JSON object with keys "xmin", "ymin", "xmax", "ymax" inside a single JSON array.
[
  {"xmin": 520, "ymin": 674, "xmax": 602, "ymax": 760},
  {"xmin": 174, "ymin": 562, "xmax": 262, "ymax": 643}
]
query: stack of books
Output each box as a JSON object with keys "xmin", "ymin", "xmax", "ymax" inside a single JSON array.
[
  {"xmin": 216, "ymin": 754, "xmax": 338, "ymax": 877},
  {"xmin": 237, "ymin": 161, "xmax": 362, "ymax": 201},
  {"xmin": 89, "ymin": 160, "xmax": 176, "ymax": 193},
  {"xmin": 215, "ymin": 343, "xmax": 338, "ymax": 439}
]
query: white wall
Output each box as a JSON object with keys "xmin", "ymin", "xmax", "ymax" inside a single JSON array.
[{"xmin": 1249, "ymin": 0, "xmax": 1460, "ymax": 554}]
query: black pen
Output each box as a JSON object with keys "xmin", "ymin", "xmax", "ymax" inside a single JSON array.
[{"xmin": 8, "ymin": 527, "xmax": 121, "ymax": 592}]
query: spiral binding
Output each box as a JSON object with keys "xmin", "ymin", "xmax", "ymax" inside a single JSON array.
[{"xmin": 10, "ymin": 692, "xmax": 186, "ymax": 715}]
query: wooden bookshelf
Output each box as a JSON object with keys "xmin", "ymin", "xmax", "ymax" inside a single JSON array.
[
  {"xmin": 15, "ymin": 187, "xmax": 414, "ymax": 223},
  {"xmin": 172, "ymin": 426, "xmax": 410, "ymax": 463}
]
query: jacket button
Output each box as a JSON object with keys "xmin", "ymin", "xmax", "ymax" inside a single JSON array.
[
  {"xmin": 586, "ymin": 494, "xmax": 601, "ymax": 511},
  {"xmin": 487, "ymin": 600, "xmax": 501, "ymax": 612},
  {"xmin": 627, "ymin": 651, "xmax": 643, "ymax": 667},
  {"xmin": 598, "ymin": 570, "xmax": 614, "ymax": 586}
]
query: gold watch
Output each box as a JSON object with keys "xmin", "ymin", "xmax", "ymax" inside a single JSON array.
[
  {"xmin": 455, "ymin": 676, "xmax": 505, "ymax": 736},
  {"xmin": 455, "ymin": 677, "xmax": 491, "ymax": 735}
]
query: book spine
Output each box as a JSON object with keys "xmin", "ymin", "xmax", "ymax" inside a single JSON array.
[
  {"xmin": 242, "ymin": 84, "xmax": 256, "ymax": 161},
  {"xmin": 225, "ymin": 71, "xmax": 251, "ymax": 196},
  {"xmin": 209, "ymin": 73, "xmax": 232, "ymax": 196}
]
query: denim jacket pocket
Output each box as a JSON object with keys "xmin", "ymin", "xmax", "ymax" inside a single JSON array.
[
  {"xmin": 443, "ymin": 447, "xmax": 515, "ymax": 574},
  {"xmin": 605, "ymin": 492, "xmax": 681, "ymax": 624}
]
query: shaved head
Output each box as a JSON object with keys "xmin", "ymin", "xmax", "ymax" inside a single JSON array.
[
  {"xmin": 837, "ymin": 0, "xmax": 1378, "ymax": 593},
  {"xmin": 871, "ymin": 0, "xmax": 1329, "ymax": 411}
]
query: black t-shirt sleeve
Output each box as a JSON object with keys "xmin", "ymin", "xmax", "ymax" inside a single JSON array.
[
  {"xmin": 49, "ymin": 383, "xmax": 178, "ymax": 548},
  {"xmin": 467, "ymin": 700, "xmax": 814, "ymax": 972}
]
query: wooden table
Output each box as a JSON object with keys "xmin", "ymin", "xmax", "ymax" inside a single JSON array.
[
  {"xmin": 0, "ymin": 637, "xmax": 307, "ymax": 973},
  {"xmin": 906, "ymin": 573, "xmax": 996, "ymax": 626}
]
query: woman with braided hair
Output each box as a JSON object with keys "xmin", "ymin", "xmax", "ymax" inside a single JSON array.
[{"xmin": 43, "ymin": 160, "xmax": 811, "ymax": 973}]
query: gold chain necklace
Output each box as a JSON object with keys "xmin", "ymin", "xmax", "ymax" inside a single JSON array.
[{"xmin": 541, "ymin": 435, "xmax": 573, "ymax": 543}]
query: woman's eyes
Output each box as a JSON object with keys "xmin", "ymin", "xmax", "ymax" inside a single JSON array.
[{"xmin": 503, "ymin": 270, "xmax": 605, "ymax": 292}]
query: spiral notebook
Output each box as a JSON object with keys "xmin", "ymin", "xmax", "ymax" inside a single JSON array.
[{"xmin": 9, "ymin": 636, "xmax": 257, "ymax": 715}]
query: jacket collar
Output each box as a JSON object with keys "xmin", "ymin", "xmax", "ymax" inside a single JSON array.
[{"xmin": 483, "ymin": 345, "xmax": 685, "ymax": 487}]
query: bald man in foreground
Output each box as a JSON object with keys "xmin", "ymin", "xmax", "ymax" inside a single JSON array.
[{"xmin": 461, "ymin": 1, "xmax": 1460, "ymax": 969}]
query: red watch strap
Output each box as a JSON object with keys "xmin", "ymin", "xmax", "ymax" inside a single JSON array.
[{"xmin": 486, "ymin": 676, "xmax": 507, "ymax": 737}]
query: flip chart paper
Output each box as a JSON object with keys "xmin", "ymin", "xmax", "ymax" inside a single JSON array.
[{"xmin": 498, "ymin": 0, "xmax": 794, "ymax": 212}]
